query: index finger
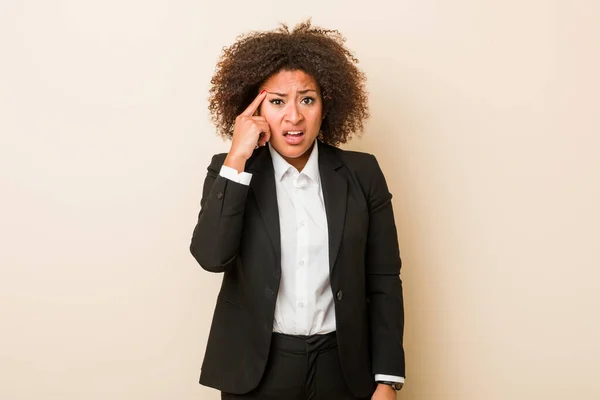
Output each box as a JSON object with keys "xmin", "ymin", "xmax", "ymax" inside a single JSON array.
[{"xmin": 241, "ymin": 90, "xmax": 267, "ymax": 117}]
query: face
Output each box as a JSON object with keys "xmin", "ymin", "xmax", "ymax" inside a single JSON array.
[{"xmin": 258, "ymin": 69, "xmax": 323, "ymax": 171}]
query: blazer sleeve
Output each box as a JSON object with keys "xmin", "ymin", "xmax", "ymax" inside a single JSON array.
[
  {"xmin": 189, "ymin": 153, "xmax": 250, "ymax": 272},
  {"xmin": 363, "ymin": 154, "xmax": 406, "ymax": 378}
]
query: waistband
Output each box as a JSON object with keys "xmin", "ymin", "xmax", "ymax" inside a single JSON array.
[{"xmin": 271, "ymin": 331, "xmax": 338, "ymax": 354}]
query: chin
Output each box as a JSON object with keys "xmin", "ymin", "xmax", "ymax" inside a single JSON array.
[
  {"xmin": 282, "ymin": 146, "xmax": 311, "ymax": 158},
  {"xmin": 273, "ymin": 141, "xmax": 309, "ymax": 154}
]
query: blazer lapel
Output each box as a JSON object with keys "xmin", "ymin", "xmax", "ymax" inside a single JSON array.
[
  {"xmin": 246, "ymin": 143, "xmax": 347, "ymax": 274},
  {"xmin": 247, "ymin": 147, "xmax": 281, "ymax": 263},
  {"xmin": 318, "ymin": 142, "xmax": 348, "ymax": 273}
]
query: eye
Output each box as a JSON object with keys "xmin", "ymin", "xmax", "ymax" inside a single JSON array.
[
  {"xmin": 301, "ymin": 97, "xmax": 315, "ymax": 105},
  {"xmin": 269, "ymin": 99, "xmax": 284, "ymax": 105}
]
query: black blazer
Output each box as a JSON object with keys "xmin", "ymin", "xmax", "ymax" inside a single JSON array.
[{"xmin": 190, "ymin": 141, "xmax": 405, "ymax": 398}]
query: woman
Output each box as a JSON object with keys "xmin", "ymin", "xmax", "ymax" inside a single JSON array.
[{"xmin": 190, "ymin": 21, "xmax": 405, "ymax": 400}]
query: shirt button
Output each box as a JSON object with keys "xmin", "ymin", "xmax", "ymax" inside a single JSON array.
[
  {"xmin": 336, "ymin": 290, "xmax": 343, "ymax": 301},
  {"xmin": 299, "ymin": 260, "xmax": 304, "ymax": 266},
  {"xmin": 299, "ymin": 220, "xmax": 305, "ymax": 227},
  {"xmin": 298, "ymin": 301, "xmax": 304, "ymax": 308}
]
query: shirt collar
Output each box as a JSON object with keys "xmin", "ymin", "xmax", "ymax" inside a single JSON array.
[{"xmin": 268, "ymin": 140, "xmax": 320, "ymax": 184}]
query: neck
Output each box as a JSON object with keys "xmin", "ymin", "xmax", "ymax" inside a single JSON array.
[{"xmin": 283, "ymin": 144, "xmax": 314, "ymax": 172}]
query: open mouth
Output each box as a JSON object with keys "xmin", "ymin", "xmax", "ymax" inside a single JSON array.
[
  {"xmin": 283, "ymin": 130, "xmax": 304, "ymax": 144},
  {"xmin": 284, "ymin": 130, "xmax": 304, "ymax": 136}
]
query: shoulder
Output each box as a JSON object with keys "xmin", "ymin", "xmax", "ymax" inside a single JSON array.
[
  {"xmin": 320, "ymin": 141, "xmax": 381, "ymax": 174},
  {"xmin": 320, "ymin": 142, "xmax": 390, "ymax": 198},
  {"xmin": 210, "ymin": 153, "xmax": 228, "ymax": 165},
  {"xmin": 206, "ymin": 153, "xmax": 228, "ymax": 172}
]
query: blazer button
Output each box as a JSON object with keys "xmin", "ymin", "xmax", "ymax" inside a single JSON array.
[
  {"xmin": 336, "ymin": 290, "xmax": 343, "ymax": 301},
  {"xmin": 217, "ymin": 192, "xmax": 223, "ymax": 200}
]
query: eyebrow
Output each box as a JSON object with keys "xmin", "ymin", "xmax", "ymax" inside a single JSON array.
[{"xmin": 266, "ymin": 89, "xmax": 317, "ymax": 97}]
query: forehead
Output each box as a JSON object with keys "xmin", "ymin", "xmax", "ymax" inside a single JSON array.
[{"xmin": 261, "ymin": 70, "xmax": 318, "ymax": 91}]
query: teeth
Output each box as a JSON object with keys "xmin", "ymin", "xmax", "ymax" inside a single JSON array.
[{"xmin": 286, "ymin": 131, "xmax": 303, "ymax": 135}]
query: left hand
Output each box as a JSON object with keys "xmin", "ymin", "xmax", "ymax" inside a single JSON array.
[{"xmin": 372, "ymin": 383, "xmax": 397, "ymax": 400}]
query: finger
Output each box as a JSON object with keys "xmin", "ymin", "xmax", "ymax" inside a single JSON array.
[
  {"xmin": 257, "ymin": 127, "xmax": 271, "ymax": 147},
  {"xmin": 253, "ymin": 121, "xmax": 270, "ymax": 136},
  {"xmin": 241, "ymin": 90, "xmax": 267, "ymax": 117},
  {"xmin": 253, "ymin": 121, "xmax": 270, "ymax": 145}
]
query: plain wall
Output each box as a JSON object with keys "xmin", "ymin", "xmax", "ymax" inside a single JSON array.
[{"xmin": 1, "ymin": 0, "xmax": 599, "ymax": 399}]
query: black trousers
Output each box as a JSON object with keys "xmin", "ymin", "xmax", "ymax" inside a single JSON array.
[{"xmin": 221, "ymin": 332, "xmax": 372, "ymax": 400}]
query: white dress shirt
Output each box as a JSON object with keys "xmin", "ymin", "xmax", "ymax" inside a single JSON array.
[
  {"xmin": 268, "ymin": 141, "xmax": 335, "ymax": 335},
  {"xmin": 218, "ymin": 140, "xmax": 404, "ymax": 384}
]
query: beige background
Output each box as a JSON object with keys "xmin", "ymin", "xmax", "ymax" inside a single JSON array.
[{"xmin": 1, "ymin": 0, "xmax": 599, "ymax": 399}]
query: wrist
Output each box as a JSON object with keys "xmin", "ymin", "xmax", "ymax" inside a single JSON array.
[
  {"xmin": 377, "ymin": 381, "xmax": 403, "ymax": 391},
  {"xmin": 376, "ymin": 383, "xmax": 397, "ymax": 395},
  {"xmin": 224, "ymin": 153, "xmax": 247, "ymax": 173}
]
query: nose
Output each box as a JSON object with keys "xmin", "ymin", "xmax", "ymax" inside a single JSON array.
[{"xmin": 285, "ymin": 102, "xmax": 304, "ymax": 125}]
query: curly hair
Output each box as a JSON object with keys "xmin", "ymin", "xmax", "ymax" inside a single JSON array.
[{"xmin": 208, "ymin": 20, "xmax": 369, "ymax": 147}]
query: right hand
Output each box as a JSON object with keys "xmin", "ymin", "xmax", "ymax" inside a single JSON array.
[{"xmin": 224, "ymin": 90, "xmax": 270, "ymax": 172}]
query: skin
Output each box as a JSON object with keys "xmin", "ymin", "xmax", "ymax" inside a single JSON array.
[
  {"xmin": 223, "ymin": 69, "xmax": 398, "ymax": 400},
  {"xmin": 258, "ymin": 69, "xmax": 323, "ymax": 171},
  {"xmin": 224, "ymin": 69, "xmax": 323, "ymax": 173},
  {"xmin": 372, "ymin": 384, "xmax": 397, "ymax": 400}
]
